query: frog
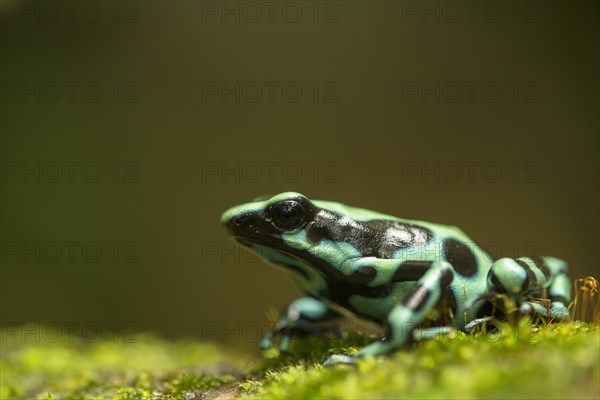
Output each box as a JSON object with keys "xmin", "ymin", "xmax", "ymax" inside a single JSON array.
[{"xmin": 220, "ymin": 192, "xmax": 571, "ymax": 365}]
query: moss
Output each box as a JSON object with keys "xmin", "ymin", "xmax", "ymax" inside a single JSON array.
[
  {"xmin": 2, "ymin": 321, "xmax": 599, "ymax": 399},
  {"xmin": 241, "ymin": 320, "xmax": 600, "ymax": 399},
  {"xmin": 1, "ymin": 331, "xmax": 242, "ymax": 400}
]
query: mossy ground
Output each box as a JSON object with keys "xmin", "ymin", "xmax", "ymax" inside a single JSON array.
[
  {"xmin": 0, "ymin": 331, "xmax": 241, "ymax": 400},
  {"xmin": 2, "ymin": 319, "xmax": 599, "ymax": 400}
]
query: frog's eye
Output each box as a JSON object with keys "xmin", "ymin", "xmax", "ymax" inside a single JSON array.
[{"xmin": 270, "ymin": 200, "xmax": 306, "ymax": 231}]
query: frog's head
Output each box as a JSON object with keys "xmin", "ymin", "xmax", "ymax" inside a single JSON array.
[
  {"xmin": 220, "ymin": 192, "xmax": 363, "ymax": 284},
  {"xmin": 220, "ymin": 192, "xmax": 318, "ymax": 249},
  {"xmin": 221, "ymin": 192, "xmax": 425, "ymax": 284},
  {"xmin": 221, "ymin": 192, "xmax": 360, "ymax": 291}
]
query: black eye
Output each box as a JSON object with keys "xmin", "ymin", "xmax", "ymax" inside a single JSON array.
[{"xmin": 270, "ymin": 200, "xmax": 306, "ymax": 230}]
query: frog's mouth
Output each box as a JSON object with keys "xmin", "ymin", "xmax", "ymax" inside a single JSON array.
[
  {"xmin": 231, "ymin": 237, "xmax": 254, "ymax": 247},
  {"xmin": 230, "ymin": 235, "xmax": 281, "ymax": 249}
]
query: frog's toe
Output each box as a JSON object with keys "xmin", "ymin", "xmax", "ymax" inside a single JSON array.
[
  {"xmin": 519, "ymin": 302, "xmax": 534, "ymax": 315},
  {"xmin": 278, "ymin": 333, "xmax": 292, "ymax": 354},
  {"xmin": 258, "ymin": 332, "xmax": 274, "ymax": 350},
  {"xmin": 324, "ymin": 354, "xmax": 356, "ymax": 366},
  {"xmin": 464, "ymin": 316, "xmax": 496, "ymax": 332}
]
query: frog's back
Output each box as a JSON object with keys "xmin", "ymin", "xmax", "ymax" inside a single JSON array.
[
  {"xmin": 314, "ymin": 198, "xmax": 493, "ymax": 272},
  {"xmin": 312, "ymin": 200, "xmax": 493, "ymax": 327}
]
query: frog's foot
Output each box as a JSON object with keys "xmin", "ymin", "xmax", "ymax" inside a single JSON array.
[
  {"xmin": 520, "ymin": 299, "xmax": 570, "ymax": 321},
  {"xmin": 324, "ymin": 354, "xmax": 356, "ymax": 366},
  {"xmin": 258, "ymin": 331, "xmax": 275, "ymax": 350},
  {"xmin": 260, "ymin": 319, "xmax": 342, "ymax": 353},
  {"xmin": 322, "ymin": 328, "xmax": 455, "ymax": 366},
  {"xmin": 486, "ymin": 256, "xmax": 571, "ymax": 321},
  {"xmin": 259, "ymin": 320, "xmax": 297, "ymax": 352},
  {"xmin": 464, "ymin": 316, "xmax": 496, "ymax": 332},
  {"xmin": 258, "ymin": 320, "xmax": 297, "ymax": 353},
  {"xmin": 259, "ymin": 297, "xmax": 341, "ymax": 353}
]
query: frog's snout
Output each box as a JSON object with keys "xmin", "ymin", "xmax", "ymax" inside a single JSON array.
[
  {"xmin": 221, "ymin": 205, "xmax": 277, "ymax": 245},
  {"xmin": 227, "ymin": 214, "xmax": 264, "ymax": 238},
  {"xmin": 220, "ymin": 206, "xmax": 238, "ymax": 226},
  {"xmin": 220, "ymin": 206, "xmax": 253, "ymax": 235},
  {"xmin": 224, "ymin": 214, "xmax": 247, "ymax": 232}
]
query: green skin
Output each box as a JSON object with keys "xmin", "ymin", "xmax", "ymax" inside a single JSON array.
[{"xmin": 221, "ymin": 192, "xmax": 571, "ymax": 365}]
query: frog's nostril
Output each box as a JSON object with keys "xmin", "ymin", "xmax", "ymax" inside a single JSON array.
[{"xmin": 233, "ymin": 216, "xmax": 243, "ymax": 226}]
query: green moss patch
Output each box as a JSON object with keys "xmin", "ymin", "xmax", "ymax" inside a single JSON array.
[
  {"xmin": 1, "ymin": 332, "xmax": 242, "ymax": 399},
  {"xmin": 242, "ymin": 320, "xmax": 599, "ymax": 399},
  {"xmin": 2, "ymin": 320, "xmax": 599, "ymax": 399}
]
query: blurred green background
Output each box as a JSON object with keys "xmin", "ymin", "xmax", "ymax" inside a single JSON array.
[{"xmin": 1, "ymin": 1, "xmax": 598, "ymax": 347}]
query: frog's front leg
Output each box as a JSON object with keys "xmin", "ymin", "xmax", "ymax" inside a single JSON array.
[
  {"xmin": 260, "ymin": 296, "xmax": 341, "ymax": 352},
  {"xmin": 325, "ymin": 261, "xmax": 454, "ymax": 366}
]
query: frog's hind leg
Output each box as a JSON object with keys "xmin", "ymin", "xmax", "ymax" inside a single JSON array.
[
  {"xmin": 325, "ymin": 261, "xmax": 454, "ymax": 365},
  {"xmin": 521, "ymin": 256, "xmax": 571, "ymax": 320},
  {"xmin": 260, "ymin": 296, "xmax": 341, "ymax": 352},
  {"xmin": 486, "ymin": 256, "xmax": 571, "ymax": 320}
]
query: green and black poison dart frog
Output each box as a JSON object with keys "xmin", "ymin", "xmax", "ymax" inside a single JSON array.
[{"xmin": 221, "ymin": 192, "xmax": 571, "ymax": 365}]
